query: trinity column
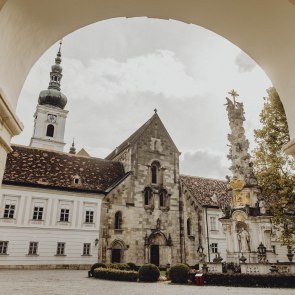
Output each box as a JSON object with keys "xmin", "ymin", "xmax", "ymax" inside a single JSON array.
[{"xmin": 220, "ymin": 90, "xmax": 274, "ymax": 263}]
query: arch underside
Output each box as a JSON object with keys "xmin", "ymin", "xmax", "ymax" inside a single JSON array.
[{"xmin": 0, "ymin": 0, "xmax": 295, "ymax": 154}]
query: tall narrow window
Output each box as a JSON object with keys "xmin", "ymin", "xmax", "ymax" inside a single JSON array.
[
  {"xmin": 56, "ymin": 242, "xmax": 65, "ymax": 255},
  {"xmin": 159, "ymin": 190, "xmax": 167, "ymax": 208},
  {"xmin": 3, "ymin": 203, "xmax": 15, "ymax": 219},
  {"xmin": 210, "ymin": 216, "xmax": 217, "ymax": 231},
  {"xmin": 0, "ymin": 241, "xmax": 8, "ymax": 254},
  {"xmin": 32, "ymin": 206, "xmax": 43, "ymax": 220},
  {"xmin": 46, "ymin": 124, "xmax": 54, "ymax": 137},
  {"xmin": 115, "ymin": 211, "xmax": 122, "ymax": 230},
  {"xmin": 151, "ymin": 165, "xmax": 157, "ymax": 184},
  {"xmin": 187, "ymin": 218, "xmax": 191, "ymax": 236},
  {"xmin": 28, "ymin": 242, "xmax": 38, "ymax": 255},
  {"xmin": 144, "ymin": 188, "xmax": 152, "ymax": 206}
]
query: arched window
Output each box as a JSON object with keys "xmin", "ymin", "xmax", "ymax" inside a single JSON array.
[
  {"xmin": 151, "ymin": 161, "xmax": 160, "ymax": 184},
  {"xmin": 187, "ymin": 218, "xmax": 191, "ymax": 236},
  {"xmin": 46, "ymin": 124, "xmax": 54, "ymax": 137},
  {"xmin": 144, "ymin": 187, "xmax": 152, "ymax": 206},
  {"xmin": 159, "ymin": 190, "xmax": 167, "ymax": 207},
  {"xmin": 115, "ymin": 211, "xmax": 122, "ymax": 230}
]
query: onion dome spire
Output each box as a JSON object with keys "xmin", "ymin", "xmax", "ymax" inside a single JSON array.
[
  {"xmin": 69, "ymin": 138, "xmax": 76, "ymax": 154},
  {"xmin": 48, "ymin": 40, "xmax": 63, "ymax": 91},
  {"xmin": 38, "ymin": 40, "xmax": 67, "ymax": 109}
]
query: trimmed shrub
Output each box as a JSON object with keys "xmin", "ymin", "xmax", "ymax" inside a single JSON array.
[
  {"xmin": 127, "ymin": 262, "xmax": 138, "ymax": 271},
  {"xmin": 169, "ymin": 263, "xmax": 189, "ymax": 284},
  {"xmin": 107, "ymin": 263, "xmax": 131, "ymax": 270},
  {"xmin": 203, "ymin": 273, "xmax": 295, "ymax": 288},
  {"xmin": 93, "ymin": 267, "xmax": 138, "ymax": 282},
  {"xmin": 90, "ymin": 262, "xmax": 107, "ymax": 276},
  {"xmin": 138, "ymin": 264, "xmax": 160, "ymax": 282}
]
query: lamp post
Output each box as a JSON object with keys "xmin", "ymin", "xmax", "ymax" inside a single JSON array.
[{"xmin": 257, "ymin": 242, "xmax": 266, "ymax": 263}]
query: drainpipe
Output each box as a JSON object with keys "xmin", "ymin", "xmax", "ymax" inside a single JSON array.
[
  {"xmin": 179, "ymin": 183, "xmax": 184, "ymax": 263},
  {"xmin": 205, "ymin": 207, "xmax": 210, "ymax": 262}
]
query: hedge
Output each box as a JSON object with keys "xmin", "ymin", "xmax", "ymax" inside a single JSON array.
[
  {"xmin": 106, "ymin": 263, "xmax": 131, "ymax": 270},
  {"xmin": 93, "ymin": 267, "xmax": 138, "ymax": 282},
  {"xmin": 89, "ymin": 262, "xmax": 107, "ymax": 276},
  {"xmin": 169, "ymin": 264, "xmax": 189, "ymax": 284},
  {"xmin": 138, "ymin": 264, "xmax": 160, "ymax": 282},
  {"xmin": 203, "ymin": 273, "xmax": 295, "ymax": 288}
]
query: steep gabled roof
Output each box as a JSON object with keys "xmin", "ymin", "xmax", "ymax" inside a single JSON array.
[
  {"xmin": 106, "ymin": 112, "xmax": 180, "ymax": 160},
  {"xmin": 3, "ymin": 145, "xmax": 126, "ymax": 193},
  {"xmin": 180, "ymin": 174, "xmax": 230, "ymax": 207}
]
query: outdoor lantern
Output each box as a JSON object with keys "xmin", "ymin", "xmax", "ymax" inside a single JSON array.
[{"xmin": 95, "ymin": 238, "xmax": 99, "ymax": 246}]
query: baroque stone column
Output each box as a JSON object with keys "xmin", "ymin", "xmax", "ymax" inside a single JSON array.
[{"xmin": 0, "ymin": 90, "xmax": 23, "ymax": 184}]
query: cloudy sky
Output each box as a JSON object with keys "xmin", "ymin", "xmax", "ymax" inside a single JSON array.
[{"xmin": 13, "ymin": 17, "xmax": 271, "ymax": 180}]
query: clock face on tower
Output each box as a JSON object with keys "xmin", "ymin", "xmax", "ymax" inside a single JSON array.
[{"xmin": 47, "ymin": 114, "xmax": 57, "ymax": 123}]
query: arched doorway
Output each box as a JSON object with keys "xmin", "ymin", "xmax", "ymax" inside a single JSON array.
[
  {"xmin": 110, "ymin": 239, "xmax": 126, "ymax": 263},
  {"xmin": 147, "ymin": 231, "xmax": 171, "ymax": 266}
]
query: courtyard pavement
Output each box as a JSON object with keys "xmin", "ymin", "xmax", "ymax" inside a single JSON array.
[{"xmin": 0, "ymin": 270, "xmax": 293, "ymax": 295}]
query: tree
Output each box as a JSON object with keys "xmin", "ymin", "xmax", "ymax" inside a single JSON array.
[{"xmin": 253, "ymin": 87, "xmax": 295, "ymax": 245}]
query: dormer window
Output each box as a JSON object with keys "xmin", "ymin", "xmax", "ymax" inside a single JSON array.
[{"xmin": 72, "ymin": 175, "xmax": 81, "ymax": 186}]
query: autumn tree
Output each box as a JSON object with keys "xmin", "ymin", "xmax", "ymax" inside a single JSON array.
[{"xmin": 253, "ymin": 87, "xmax": 295, "ymax": 245}]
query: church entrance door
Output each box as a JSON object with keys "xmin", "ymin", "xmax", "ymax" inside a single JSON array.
[
  {"xmin": 111, "ymin": 249, "xmax": 121, "ymax": 263},
  {"xmin": 150, "ymin": 245, "xmax": 159, "ymax": 266}
]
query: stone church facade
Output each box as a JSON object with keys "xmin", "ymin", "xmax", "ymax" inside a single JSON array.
[
  {"xmin": 98, "ymin": 111, "xmax": 229, "ymax": 267},
  {"xmin": 99, "ymin": 112, "xmax": 182, "ymax": 266}
]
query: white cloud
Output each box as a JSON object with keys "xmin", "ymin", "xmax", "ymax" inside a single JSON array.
[
  {"xmin": 62, "ymin": 50, "xmax": 199, "ymax": 104},
  {"xmin": 180, "ymin": 149, "xmax": 230, "ymax": 179}
]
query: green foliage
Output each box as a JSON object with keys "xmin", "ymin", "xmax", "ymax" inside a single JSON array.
[
  {"xmin": 138, "ymin": 264, "xmax": 160, "ymax": 282},
  {"xmin": 169, "ymin": 263, "xmax": 189, "ymax": 284},
  {"xmin": 106, "ymin": 263, "xmax": 131, "ymax": 270},
  {"xmin": 203, "ymin": 273, "xmax": 295, "ymax": 288},
  {"xmin": 93, "ymin": 267, "xmax": 138, "ymax": 282},
  {"xmin": 127, "ymin": 262, "xmax": 138, "ymax": 271},
  {"xmin": 90, "ymin": 262, "xmax": 107, "ymax": 274},
  {"xmin": 253, "ymin": 87, "xmax": 295, "ymax": 245}
]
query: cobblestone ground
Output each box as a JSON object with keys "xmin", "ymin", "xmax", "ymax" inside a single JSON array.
[{"xmin": 0, "ymin": 270, "xmax": 293, "ymax": 295}]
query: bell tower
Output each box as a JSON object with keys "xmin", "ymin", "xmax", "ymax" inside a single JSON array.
[{"xmin": 30, "ymin": 41, "xmax": 68, "ymax": 151}]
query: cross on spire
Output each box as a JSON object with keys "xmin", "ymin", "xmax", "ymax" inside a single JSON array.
[{"xmin": 228, "ymin": 89, "xmax": 239, "ymax": 104}]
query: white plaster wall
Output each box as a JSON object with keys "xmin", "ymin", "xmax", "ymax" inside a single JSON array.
[
  {"xmin": 203, "ymin": 207, "xmax": 228, "ymax": 263},
  {"xmin": 0, "ymin": 185, "xmax": 103, "ymax": 265}
]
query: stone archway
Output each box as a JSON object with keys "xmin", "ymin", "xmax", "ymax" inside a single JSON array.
[
  {"xmin": 1, "ymin": 1, "xmax": 295, "ymax": 183},
  {"xmin": 146, "ymin": 231, "xmax": 171, "ymax": 267},
  {"xmin": 109, "ymin": 239, "xmax": 127, "ymax": 263}
]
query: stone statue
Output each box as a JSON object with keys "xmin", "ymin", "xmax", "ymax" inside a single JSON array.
[
  {"xmin": 225, "ymin": 90, "xmax": 257, "ymax": 187},
  {"xmin": 238, "ymin": 227, "xmax": 250, "ymax": 252}
]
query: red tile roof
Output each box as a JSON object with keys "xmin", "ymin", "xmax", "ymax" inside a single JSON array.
[
  {"xmin": 3, "ymin": 145, "xmax": 125, "ymax": 193},
  {"xmin": 180, "ymin": 175, "xmax": 230, "ymax": 207}
]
